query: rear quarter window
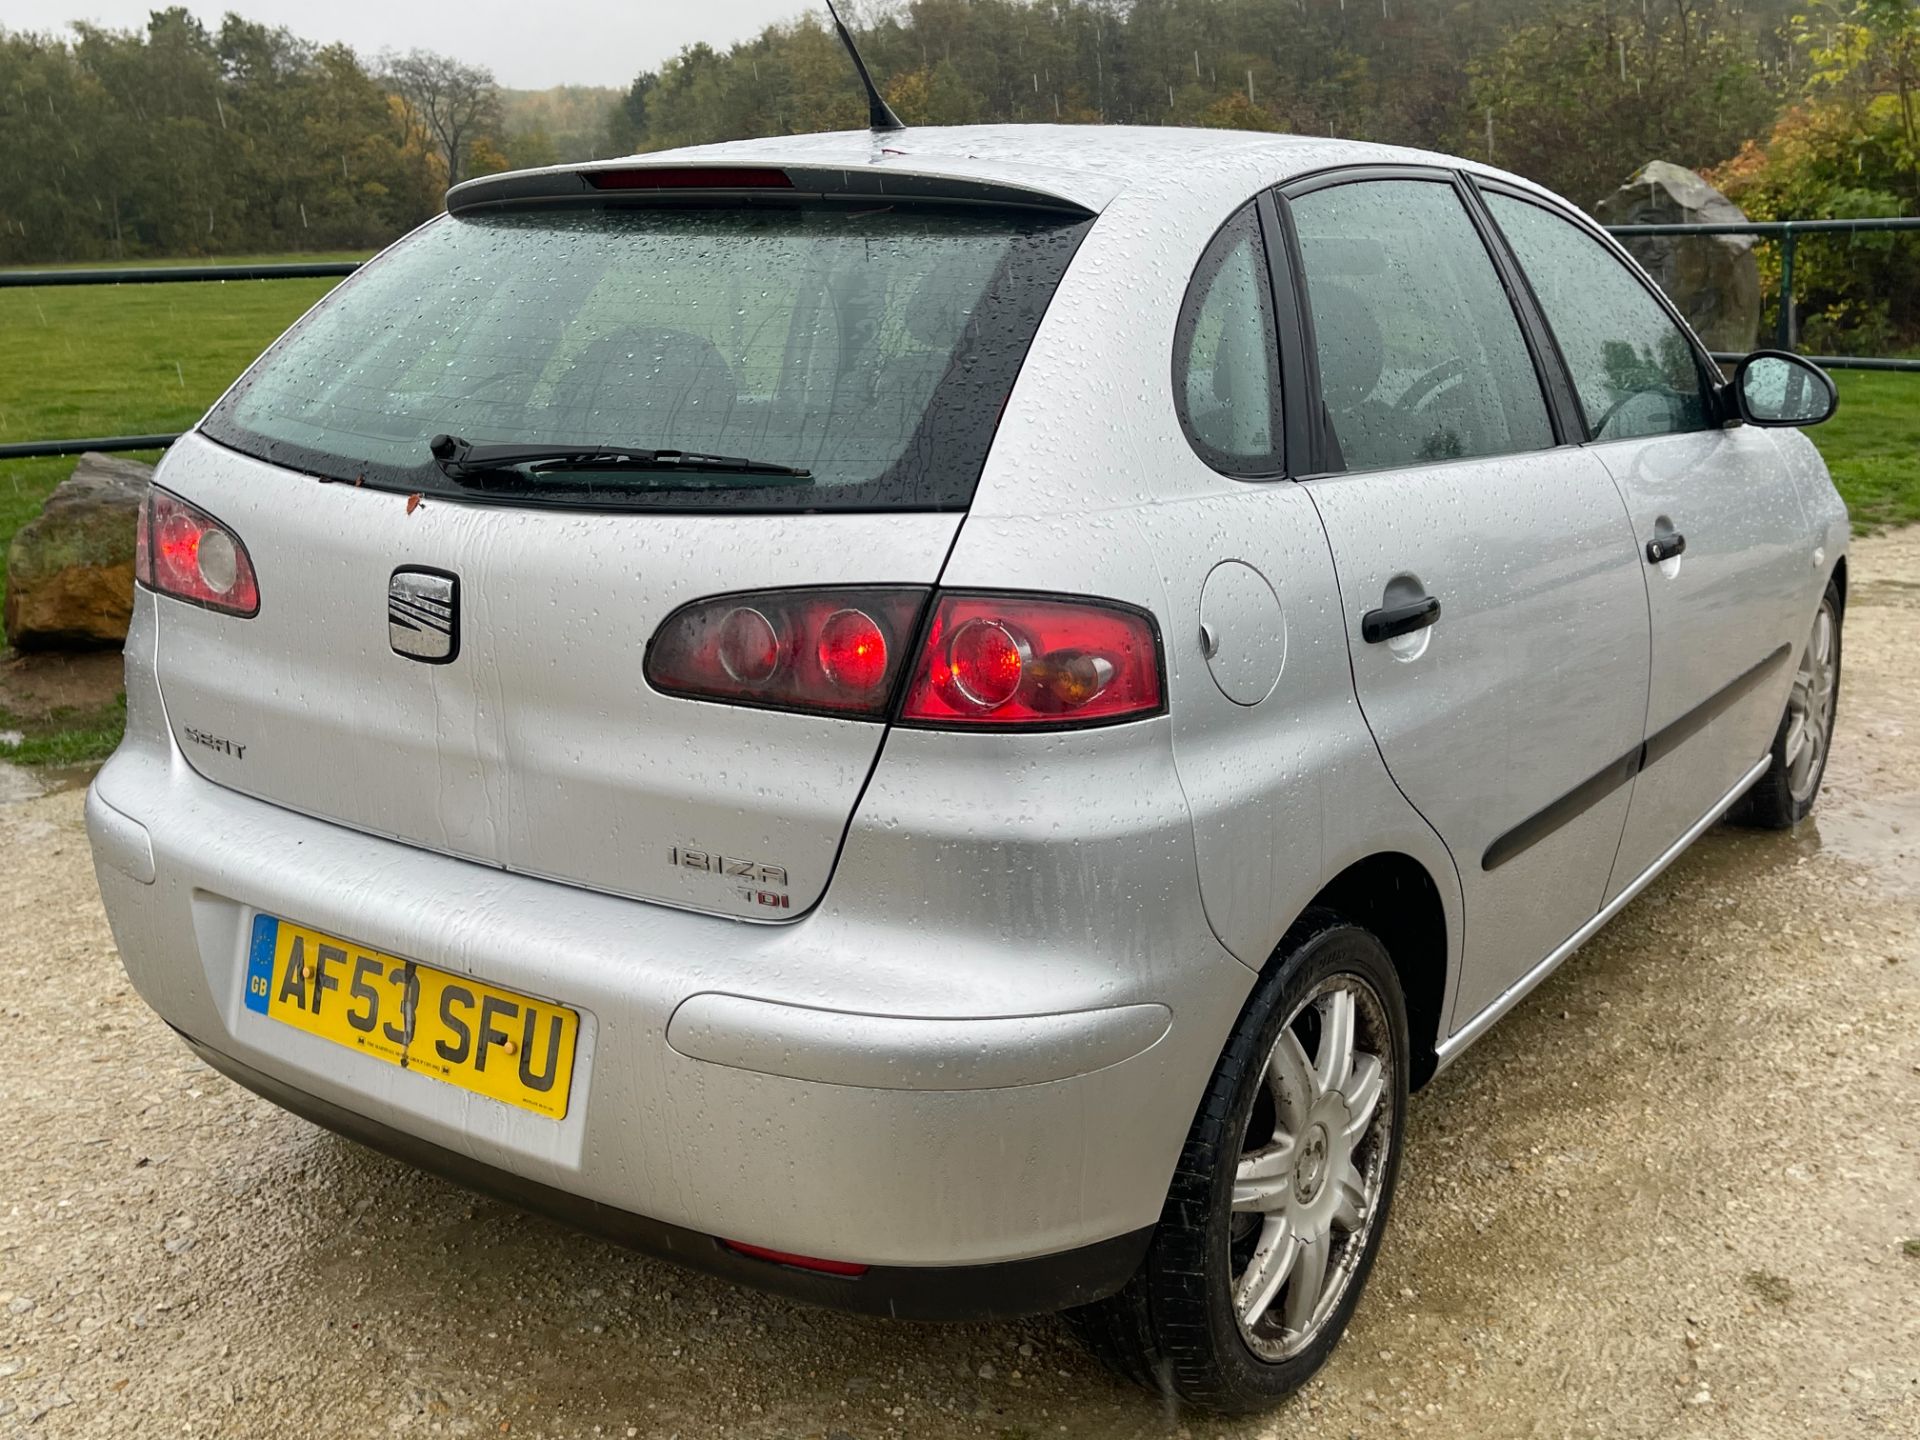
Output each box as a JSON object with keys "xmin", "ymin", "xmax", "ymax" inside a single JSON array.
[{"xmin": 1173, "ymin": 204, "xmax": 1282, "ymax": 477}]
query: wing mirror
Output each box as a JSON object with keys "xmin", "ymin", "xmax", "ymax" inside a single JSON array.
[{"xmin": 1728, "ymin": 351, "xmax": 1837, "ymax": 428}]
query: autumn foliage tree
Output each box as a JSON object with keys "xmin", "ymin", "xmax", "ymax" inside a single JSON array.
[
  {"xmin": 381, "ymin": 48, "xmax": 506, "ymax": 189},
  {"xmin": 611, "ymin": 0, "xmax": 1805, "ymax": 202},
  {"xmin": 1710, "ymin": 0, "xmax": 1920, "ymax": 349}
]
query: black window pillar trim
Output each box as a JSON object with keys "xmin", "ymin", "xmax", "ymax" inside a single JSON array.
[
  {"xmin": 1278, "ymin": 160, "xmax": 1462, "ymax": 199},
  {"xmin": 1255, "ymin": 189, "xmax": 1319, "ymax": 479},
  {"xmin": 1274, "ymin": 163, "xmax": 1471, "ymax": 479},
  {"xmin": 1451, "ymin": 172, "xmax": 1584, "ymax": 449}
]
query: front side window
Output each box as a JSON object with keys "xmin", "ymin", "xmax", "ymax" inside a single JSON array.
[
  {"xmin": 1290, "ymin": 179, "xmax": 1555, "ymax": 475},
  {"xmin": 1173, "ymin": 205, "xmax": 1281, "ymax": 475},
  {"xmin": 203, "ymin": 203, "xmax": 1091, "ymax": 511},
  {"xmin": 1484, "ymin": 192, "xmax": 1713, "ymax": 442}
]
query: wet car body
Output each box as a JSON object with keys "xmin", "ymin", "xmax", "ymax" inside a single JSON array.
[{"xmin": 87, "ymin": 125, "xmax": 1847, "ymax": 1400}]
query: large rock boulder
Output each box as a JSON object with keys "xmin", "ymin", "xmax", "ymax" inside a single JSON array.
[
  {"xmin": 1593, "ymin": 162, "xmax": 1761, "ymax": 355},
  {"xmin": 4, "ymin": 452, "xmax": 150, "ymax": 651}
]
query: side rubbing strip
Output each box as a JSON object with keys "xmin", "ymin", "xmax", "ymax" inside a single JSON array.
[
  {"xmin": 1483, "ymin": 749, "xmax": 1638, "ymax": 873},
  {"xmin": 1640, "ymin": 643, "xmax": 1791, "ymax": 772},
  {"xmin": 1482, "ymin": 643, "xmax": 1793, "ymax": 873}
]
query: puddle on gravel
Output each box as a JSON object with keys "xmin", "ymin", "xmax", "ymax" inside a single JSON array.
[
  {"xmin": 1628, "ymin": 787, "xmax": 1920, "ymax": 900},
  {"xmin": 0, "ymin": 760, "xmax": 96, "ymax": 805},
  {"xmin": 1847, "ymin": 578, "xmax": 1920, "ymax": 610},
  {"xmin": 1805, "ymin": 789, "xmax": 1920, "ymax": 895}
]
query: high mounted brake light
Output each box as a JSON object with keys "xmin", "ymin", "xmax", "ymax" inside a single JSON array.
[
  {"xmin": 585, "ymin": 167, "xmax": 794, "ymax": 191},
  {"xmin": 446, "ymin": 163, "xmax": 1097, "ymax": 218}
]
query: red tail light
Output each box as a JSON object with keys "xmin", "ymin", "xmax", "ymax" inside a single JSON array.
[
  {"xmin": 646, "ymin": 588, "xmax": 1163, "ymax": 727},
  {"xmin": 645, "ymin": 588, "xmax": 926, "ymax": 717},
  {"xmin": 135, "ymin": 487, "xmax": 260, "ymax": 617},
  {"xmin": 900, "ymin": 594, "xmax": 1163, "ymax": 727},
  {"xmin": 816, "ymin": 608, "xmax": 890, "ymax": 693}
]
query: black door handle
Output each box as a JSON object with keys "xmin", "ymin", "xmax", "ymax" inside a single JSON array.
[
  {"xmin": 1646, "ymin": 532, "xmax": 1687, "ymax": 563},
  {"xmin": 1361, "ymin": 595, "xmax": 1441, "ymax": 644}
]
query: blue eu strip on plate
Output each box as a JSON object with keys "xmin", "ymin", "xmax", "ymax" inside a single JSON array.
[{"xmin": 244, "ymin": 914, "xmax": 279, "ymax": 1015}]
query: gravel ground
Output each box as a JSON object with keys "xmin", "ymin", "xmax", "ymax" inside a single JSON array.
[{"xmin": 2, "ymin": 534, "xmax": 1916, "ymax": 1440}]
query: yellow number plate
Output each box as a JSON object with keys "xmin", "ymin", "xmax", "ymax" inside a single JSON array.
[{"xmin": 243, "ymin": 914, "xmax": 578, "ymax": 1119}]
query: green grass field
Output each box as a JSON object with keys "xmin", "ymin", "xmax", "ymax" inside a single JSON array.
[
  {"xmin": 1815, "ymin": 370, "xmax": 1920, "ymax": 532},
  {"xmin": 0, "ymin": 262, "xmax": 1914, "ymax": 768},
  {"xmin": 0, "ymin": 693, "xmax": 127, "ymax": 766},
  {"xmin": 0, "ymin": 259, "xmax": 356, "ymax": 599},
  {"xmin": 0, "ymin": 257, "xmax": 362, "ymax": 764},
  {"xmin": 4, "ymin": 265, "xmax": 1911, "ymax": 538}
]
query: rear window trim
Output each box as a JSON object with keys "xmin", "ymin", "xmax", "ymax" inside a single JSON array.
[
  {"xmin": 198, "ymin": 198, "xmax": 1095, "ymax": 515},
  {"xmin": 190, "ymin": 429, "xmax": 975, "ymax": 519}
]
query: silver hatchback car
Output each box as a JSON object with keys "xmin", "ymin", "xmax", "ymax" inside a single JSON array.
[{"xmin": 88, "ymin": 125, "xmax": 1846, "ymax": 1411}]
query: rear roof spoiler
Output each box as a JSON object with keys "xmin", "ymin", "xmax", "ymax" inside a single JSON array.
[{"xmin": 446, "ymin": 159, "xmax": 1099, "ymax": 219}]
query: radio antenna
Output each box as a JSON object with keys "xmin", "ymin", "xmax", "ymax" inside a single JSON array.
[{"xmin": 824, "ymin": 0, "xmax": 905, "ymax": 132}]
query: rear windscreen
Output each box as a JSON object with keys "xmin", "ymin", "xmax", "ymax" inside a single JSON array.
[{"xmin": 202, "ymin": 202, "xmax": 1092, "ymax": 510}]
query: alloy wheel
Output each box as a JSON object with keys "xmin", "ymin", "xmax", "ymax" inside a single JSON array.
[
  {"xmin": 1228, "ymin": 974, "xmax": 1394, "ymax": 1361},
  {"xmin": 1786, "ymin": 597, "xmax": 1839, "ymax": 806}
]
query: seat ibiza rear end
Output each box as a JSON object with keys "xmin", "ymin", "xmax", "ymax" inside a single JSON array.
[
  {"xmin": 88, "ymin": 126, "xmax": 1846, "ymax": 1413},
  {"xmin": 90, "ymin": 142, "xmax": 1259, "ymax": 1320}
]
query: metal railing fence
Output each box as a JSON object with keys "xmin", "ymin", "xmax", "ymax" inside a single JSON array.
[
  {"xmin": 1606, "ymin": 216, "xmax": 1920, "ymax": 370},
  {"xmin": 0, "ymin": 262, "xmax": 362, "ymax": 289},
  {"xmin": 2, "ymin": 216, "xmax": 1916, "ymax": 459},
  {"xmin": 0, "ymin": 260, "xmax": 363, "ymax": 460}
]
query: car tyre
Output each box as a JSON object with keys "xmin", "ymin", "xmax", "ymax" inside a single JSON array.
[
  {"xmin": 1067, "ymin": 908, "xmax": 1409, "ymax": 1413},
  {"xmin": 1727, "ymin": 579, "xmax": 1842, "ymax": 831}
]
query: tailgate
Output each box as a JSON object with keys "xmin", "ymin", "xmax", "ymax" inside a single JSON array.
[{"xmin": 151, "ymin": 434, "xmax": 958, "ymax": 919}]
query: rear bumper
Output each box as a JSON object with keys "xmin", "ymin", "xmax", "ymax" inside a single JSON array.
[
  {"xmin": 87, "ymin": 591, "xmax": 1252, "ymax": 1298},
  {"xmin": 180, "ymin": 1031, "xmax": 1152, "ymax": 1320}
]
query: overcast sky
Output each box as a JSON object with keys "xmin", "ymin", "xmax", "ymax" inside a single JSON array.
[{"xmin": 5, "ymin": 0, "xmax": 812, "ymax": 88}]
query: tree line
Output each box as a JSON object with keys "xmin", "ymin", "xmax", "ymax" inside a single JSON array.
[
  {"xmin": 614, "ymin": 0, "xmax": 1802, "ymax": 208},
  {"xmin": 0, "ymin": 7, "xmax": 551, "ymax": 263},
  {"xmin": 4, "ymin": 0, "xmax": 1918, "ymax": 346}
]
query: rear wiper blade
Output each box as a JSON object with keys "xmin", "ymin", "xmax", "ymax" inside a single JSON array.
[{"xmin": 428, "ymin": 433, "xmax": 812, "ymax": 483}]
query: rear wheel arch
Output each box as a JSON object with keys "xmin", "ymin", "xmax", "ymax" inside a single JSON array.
[
  {"xmin": 1831, "ymin": 553, "xmax": 1848, "ymax": 615},
  {"xmin": 1281, "ymin": 853, "xmax": 1449, "ymax": 1090}
]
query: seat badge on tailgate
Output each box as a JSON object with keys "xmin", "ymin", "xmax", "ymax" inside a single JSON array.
[{"xmin": 388, "ymin": 568, "xmax": 459, "ymax": 664}]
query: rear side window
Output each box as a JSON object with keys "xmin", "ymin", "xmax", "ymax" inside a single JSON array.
[
  {"xmin": 203, "ymin": 204, "xmax": 1091, "ymax": 511},
  {"xmin": 1483, "ymin": 192, "xmax": 1712, "ymax": 442},
  {"xmin": 1173, "ymin": 205, "xmax": 1281, "ymax": 476},
  {"xmin": 1290, "ymin": 179, "xmax": 1554, "ymax": 474}
]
